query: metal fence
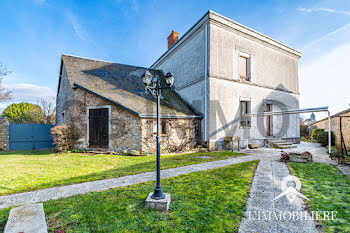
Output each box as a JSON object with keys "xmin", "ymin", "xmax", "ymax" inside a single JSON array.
[{"xmin": 9, "ymin": 124, "xmax": 54, "ymax": 151}]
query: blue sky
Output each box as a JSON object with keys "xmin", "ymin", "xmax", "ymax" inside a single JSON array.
[{"xmin": 1, "ymin": 0, "xmax": 349, "ymax": 119}]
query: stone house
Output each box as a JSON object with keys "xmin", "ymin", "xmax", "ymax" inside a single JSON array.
[
  {"xmin": 56, "ymin": 10, "xmax": 301, "ymax": 151},
  {"xmin": 56, "ymin": 55, "xmax": 201, "ymax": 153},
  {"xmin": 311, "ymin": 108, "xmax": 350, "ymax": 150},
  {"xmin": 151, "ymin": 10, "xmax": 301, "ymax": 149}
]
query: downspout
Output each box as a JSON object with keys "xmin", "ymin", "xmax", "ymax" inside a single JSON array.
[{"xmin": 204, "ymin": 23, "xmax": 209, "ymax": 145}]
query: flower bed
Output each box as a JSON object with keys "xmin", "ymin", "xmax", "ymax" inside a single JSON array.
[{"xmin": 280, "ymin": 151, "xmax": 312, "ymax": 163}]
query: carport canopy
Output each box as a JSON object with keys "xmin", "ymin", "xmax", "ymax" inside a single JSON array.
[{"xmin": 244, "ymin": 106, "xmax": 332, "ymax": 153}]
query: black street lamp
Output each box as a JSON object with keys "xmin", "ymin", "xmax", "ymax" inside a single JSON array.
[{"xmin": 141, "ymin": 70, "xmax": 175, "ymax": 200}]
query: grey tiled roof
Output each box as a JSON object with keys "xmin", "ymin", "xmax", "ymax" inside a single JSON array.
[{"xmin": 61, "ymin": 55, "xmax": 200, "ymax": 118}]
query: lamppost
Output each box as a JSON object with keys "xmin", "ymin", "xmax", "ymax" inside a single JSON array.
[{"xmin": 141, "ymin": 70, "xmax": 175, "ymax": 200}]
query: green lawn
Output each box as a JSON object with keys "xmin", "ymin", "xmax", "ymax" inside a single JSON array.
[
  {"xmin": 0, "ymin": 150, "xmax": 245, "ymax": 196},
  {"xmin": 289, "ymin": 162, "xmax": 350, "ymax": 233},
  {"xmin": 0, "ymin": 160, "xmax": 258, "ymax": 233}
]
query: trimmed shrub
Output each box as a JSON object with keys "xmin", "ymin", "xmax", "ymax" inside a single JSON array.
[
  {"xmin": 51, "ymin": 124, "xmax": 79, "ymax": 152},
  {"xmin": 311, "ymin": 128, "xmax": 324, "ymax": 141},
  {"xmin": 312, "ymin": 128, "xmax": 335, "ymax": 147}
]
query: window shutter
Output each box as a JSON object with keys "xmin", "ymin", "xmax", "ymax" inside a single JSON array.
[
  {"xmin": 239, "ymin": 56, "xmax": 247, "ymax": 78},
  {"xmin": 247, "ymin": 57, "xmax": 251, "ymax": 81}
]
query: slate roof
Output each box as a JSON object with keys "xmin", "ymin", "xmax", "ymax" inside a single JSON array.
[{"xmin": 60, "ymin": 55, "xmax": 200, "ymax": 118}]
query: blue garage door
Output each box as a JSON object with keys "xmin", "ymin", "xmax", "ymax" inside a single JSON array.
[{"xmin": 9, "ymin": 124, "xmax": 54, "ymax": 150}]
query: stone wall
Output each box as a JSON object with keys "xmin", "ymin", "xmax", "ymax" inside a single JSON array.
[
  {"xmin": 0, "ymin": 117, "xmax": 9, "ymax": 151},
  {"xmin": 312, "ymin": 111, "xmax": 350, "ymax": 149},
  {"xmin": 73, "ymin": 88, "xmax": 142, "ymax": 151},
  {"xmin": 141, "ymin": 118, "xmax": 198, "ymax": 153},
  {"xmin": 56, "ymin": 65, "xmax": 75, "ymax": 125},
  {"xmin": 56, "ymin": 64, "xmax": 200, "ymax": 153}
]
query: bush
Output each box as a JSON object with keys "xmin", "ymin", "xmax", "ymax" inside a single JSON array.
[
  {"xmin": 2, "ymin": 102, "xmax": 45, "ymax": 124},
  {"xmin": 311, "ymin": 128, "xmax": 324, "ymax": 141},
  {"xmin": 51, "ymin": 124, "xmax": 80, "ymax": 152},
  {"xmin": 312, "ymin": 128, "xmax": 335, "ymax": 147}
]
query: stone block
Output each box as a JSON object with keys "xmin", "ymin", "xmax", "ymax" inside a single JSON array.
[
  {"xmin": 4, "ymin": 203, "xmax": 48, "ymax": 233},
  {"xmin": 145, "ymin": 192, "xmax": 171, "ymax": 212},
  {"xmin": 248, "ymin": 143, "xmax": 259, "ymax": 149}
]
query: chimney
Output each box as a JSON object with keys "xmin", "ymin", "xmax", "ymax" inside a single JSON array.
[{"xmin": 167, "ymin": 31, "xmax": 179, "ymax": 49}]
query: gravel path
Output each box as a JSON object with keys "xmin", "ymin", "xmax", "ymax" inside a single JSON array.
[
  {"xmin": 0, "ymin": 154, "xmax": 259, "ymax": 210},
  {"xmin": 238, "ymin": 159, "xmax": 318, "ymax": 233}
]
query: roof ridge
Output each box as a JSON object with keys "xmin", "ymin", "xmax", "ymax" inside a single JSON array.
[
  {"xmin": 62, "ymin": 54, "xmax": 162, "ymax": 71},
  {"xmin": 62, "ymin": 54, "xmax": 115, "ymax": 64}
]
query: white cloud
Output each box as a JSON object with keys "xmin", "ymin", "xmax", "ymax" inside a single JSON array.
[
  {"xmin": 0, "ymin": 83, "xmax": 56, "ymax": 112},
  {"xmin": 301, "ymin": 22, "xmax": 350, "ymax": 50},
  {"xmin": 66, "ymin": 11, "xmax": 89, "ymax": 41},
  {"xmin": 297, "ymin": 7, "xmax": 350, "ymax": 16},
  {"xmin": 8, "ymin": 83, "xmax": 55, "ymax": 101},
  {"xmin": 298, "ymin": 7, "xmax": 350, "ymax": 50},
  {"xmin": 299, "ymin": 42, "xmax": 350, "ymax": 119}
]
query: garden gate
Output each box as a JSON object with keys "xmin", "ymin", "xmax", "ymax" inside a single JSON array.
[{"xmin": 9, "ymin": 124, "xmax": 54, "ymax": 150}]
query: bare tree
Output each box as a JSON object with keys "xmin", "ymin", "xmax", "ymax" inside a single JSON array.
[
  {"xmin": 39, "ymin": 97, "xmax": 56, "ymax": 124},
  {"xmin": 0, "ymin": 62, "xmax": 12, "ymax": 101}
]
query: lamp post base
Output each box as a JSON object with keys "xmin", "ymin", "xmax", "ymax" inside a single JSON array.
[
  {"xmin": 151, "ymin": 187, "xmax": 165, "ymax": 200},
  {"xmin": 145, "ymin": 192, "xmax": 171, "ymax": 212}
]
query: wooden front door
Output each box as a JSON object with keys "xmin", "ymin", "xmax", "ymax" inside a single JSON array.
[
  {"xmin": 89, "ymin": 108, "xmax": 109, "ymax": 148},
  {"xmin": 266, "ymin": 104, "xmax": 272, "ymax": 136}
]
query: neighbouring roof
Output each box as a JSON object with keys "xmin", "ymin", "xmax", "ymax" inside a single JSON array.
[
  {"xmin": 59, "ymin": 55, "xmax": 201, "ymax": 118},
  {"xmin": 312, "ymin": 107, "xmax": 350, "ymax": 125}
]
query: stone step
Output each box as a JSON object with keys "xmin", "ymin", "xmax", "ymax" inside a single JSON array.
[
  {"xmin": 273, "ymin": 142, "xmax": 292, "ymax": 146},
  {"xmin": 4, "ymin": 203, "xmax": 48, "ymax": 233}
]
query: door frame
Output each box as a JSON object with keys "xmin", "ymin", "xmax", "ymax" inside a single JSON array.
[
  {"xmin": 87, "ymin": 105, "xmax": 112, "ymax": 148},
  {"xmin": 266, "ymin": 104, "xmax": 272, "ymax": 137}
]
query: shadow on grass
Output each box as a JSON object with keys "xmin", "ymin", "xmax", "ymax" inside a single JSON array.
[
  {"xmin": 2, "ymin": 151, "xmax": 246, "ymax": 196},
  {"xmin": 0, "ymin": 149, "xmax": 54, "ymax": 157},
  {"xmin": 44, "ymin": 161, "xmax": 259, "ymax": 232}
]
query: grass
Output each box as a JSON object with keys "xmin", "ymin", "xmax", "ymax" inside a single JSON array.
[
  {"xmin": 29, "ymin": 160, "xmax": 257, "ymax": 233},
  {"xmin": 289, "ymin": 162, "xmax": 350, "ymax": 233},
  {"xmin": 0, "ymin": 150, "xmax": 245, "ymax": 196},
  {"xmin": 300, "ymin": 136, "xmax": 317, "ymax": 143}
]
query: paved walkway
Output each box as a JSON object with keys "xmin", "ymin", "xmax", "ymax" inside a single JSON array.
[
  {"xmin": 238, "ymin": 159, "xmax": 318, "ymax": 233},
  {"xmin": 0, "ymin": 154, "xmax": 259, "ymax": 210},
  {"xmin": 241, "ymin": 142, "xmax": 350, "ymax": 177}
]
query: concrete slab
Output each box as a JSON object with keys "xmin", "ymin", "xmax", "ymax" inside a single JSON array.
[
  {"xmin": 4, "ymin": 203, "xmax": 48, "ymax": 233},
  {"xmin": 145, "ymin": 192, "xmax": 171, "ymax": 212}
]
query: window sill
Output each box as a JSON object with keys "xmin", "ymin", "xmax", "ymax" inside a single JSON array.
[
  {"xmin": 239, "ymin": 125, "xmax": 251, "ymax": 129},
  {"xmin": 240, "ymin": 76, "xmax": 251, "ymax": 82}
]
